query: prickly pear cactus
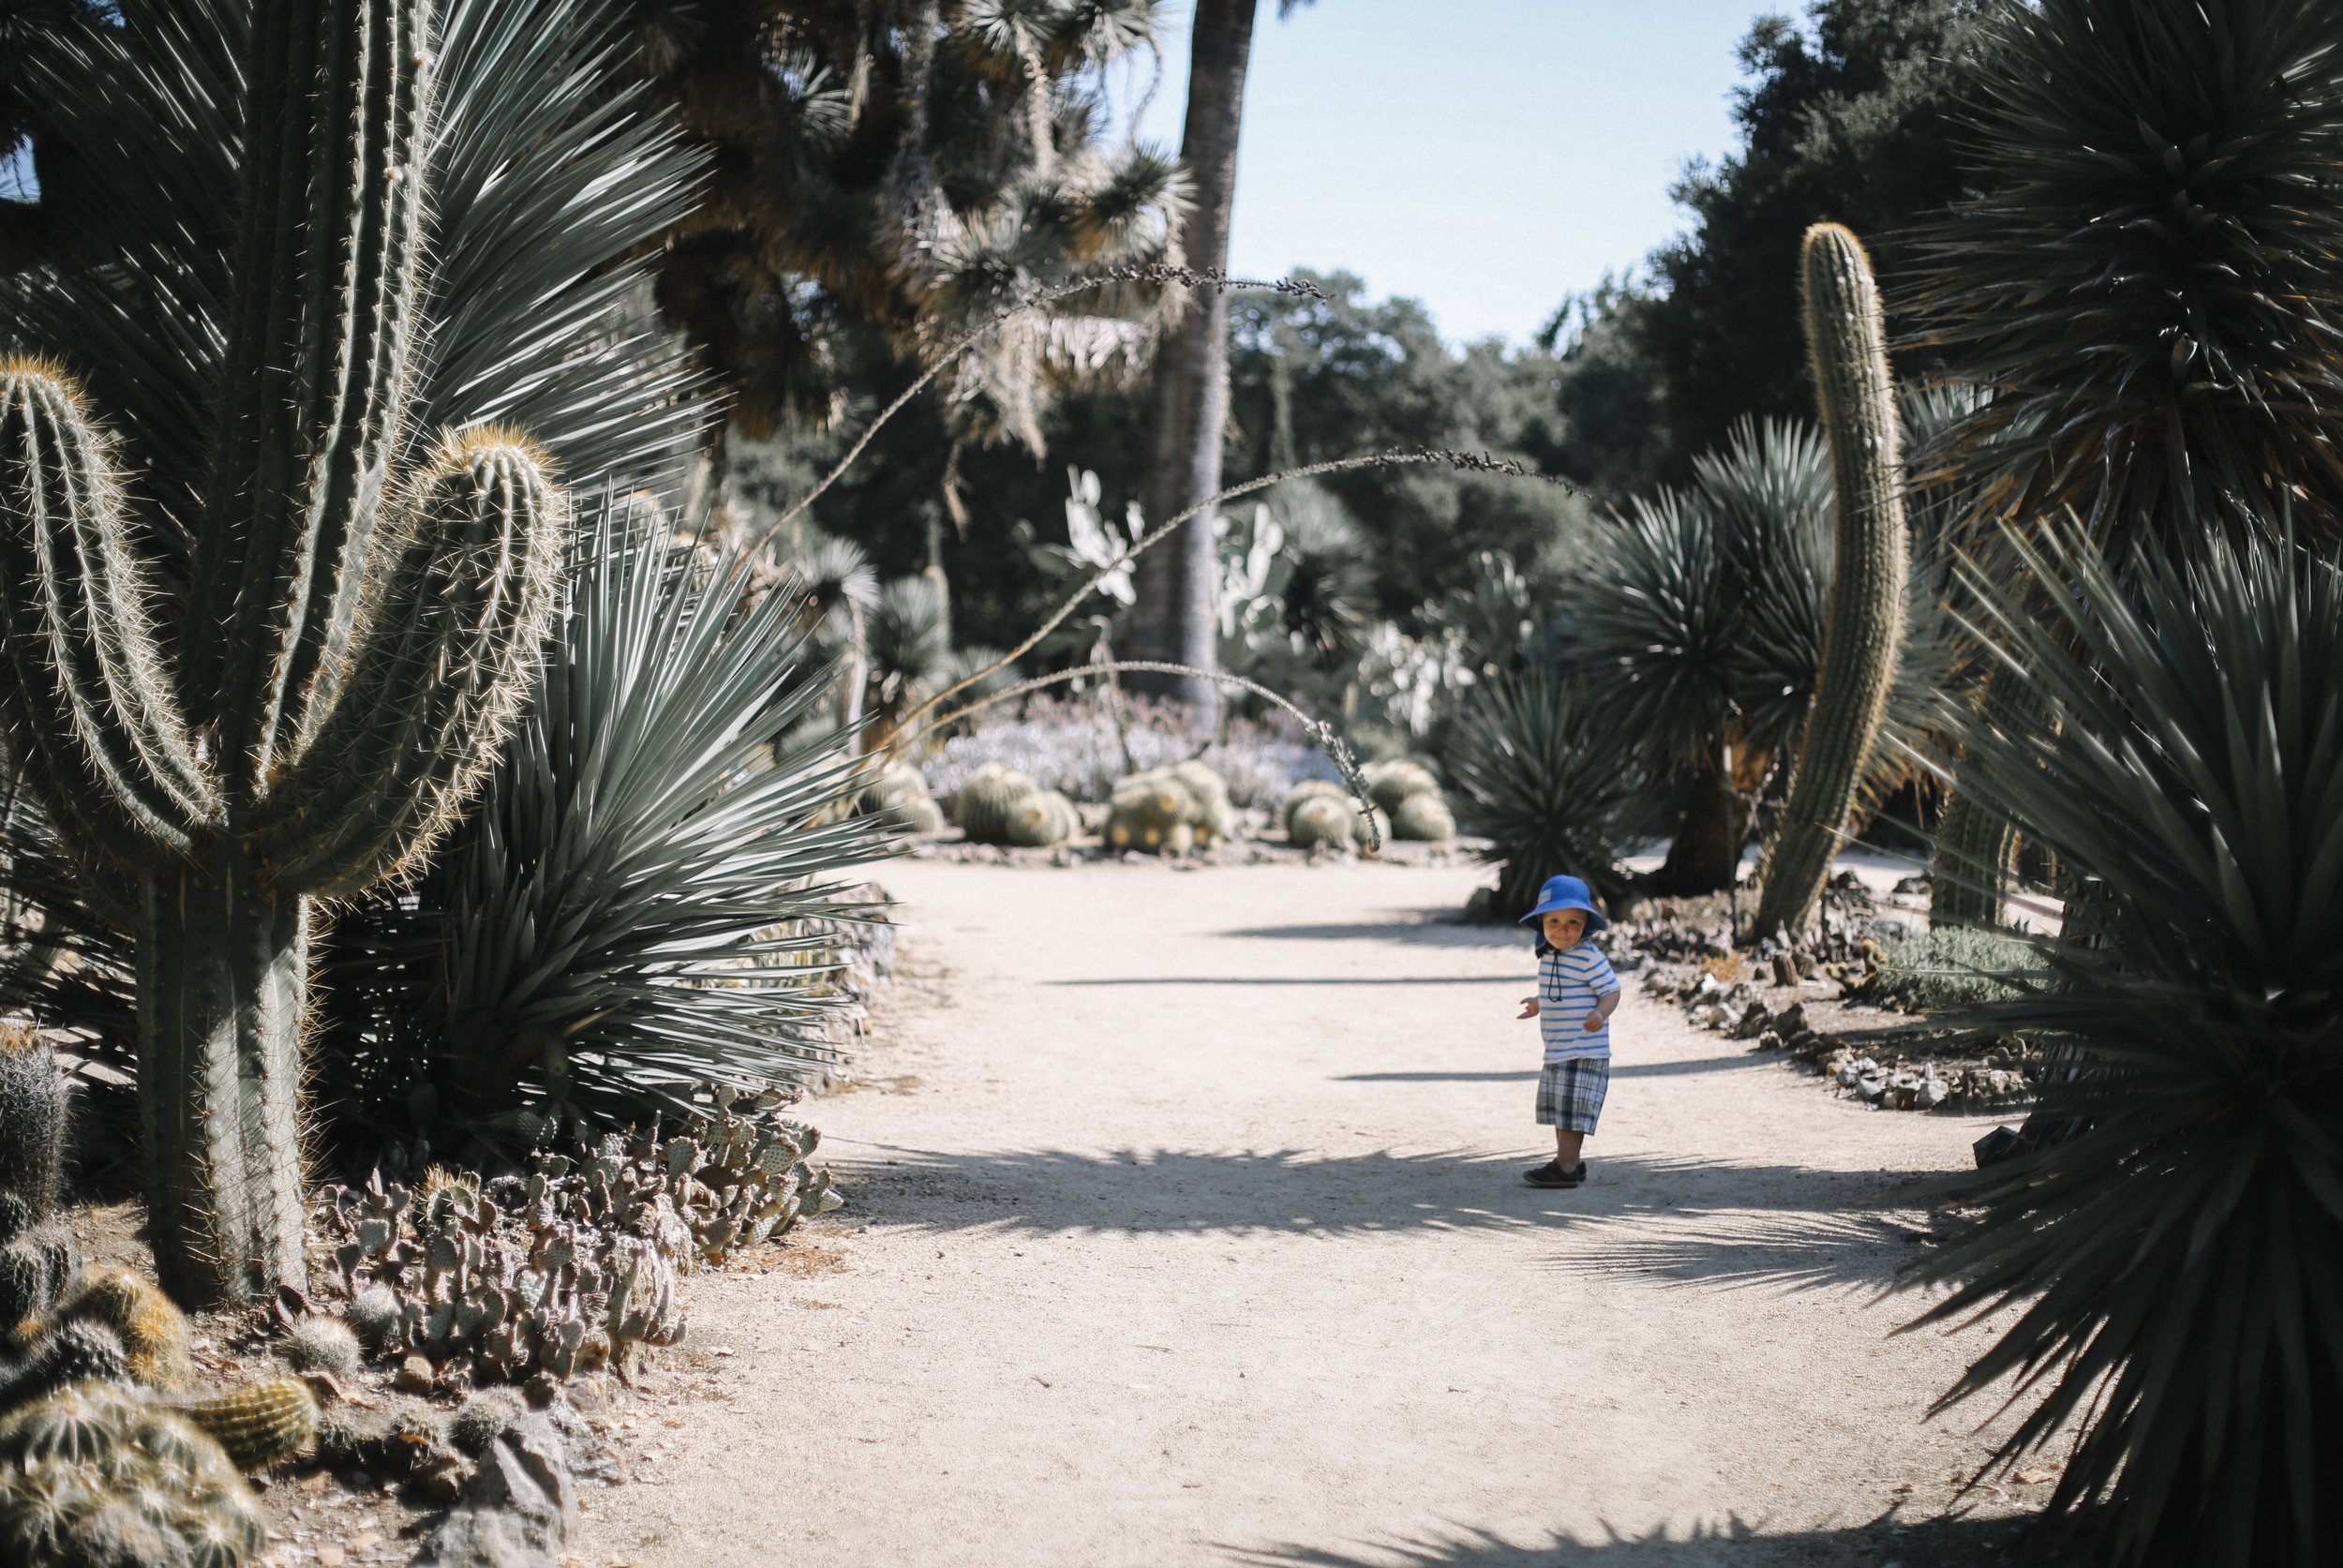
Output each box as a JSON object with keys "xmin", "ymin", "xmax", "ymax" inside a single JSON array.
[
  {"xmin": 314, "ymin": 1083, "xmax": 843, "ymax": 1383},
  {"xmin": 0, "ymin": 1382, "xmax": 265, "ymax": 1567}
]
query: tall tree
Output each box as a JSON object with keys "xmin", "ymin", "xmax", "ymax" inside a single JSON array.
[
  {"xmin": 1635, "ymin": 0, "xmax": 1983, "ymax": 476},
  {"xmin": 1127, "ymin": 0, "xmax": 1259, "ymax": 713}
]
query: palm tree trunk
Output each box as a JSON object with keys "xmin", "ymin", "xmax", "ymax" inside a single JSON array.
[{"xmin": 1128, "ymin": 0, "xmax": 1258, "ymax": 721}]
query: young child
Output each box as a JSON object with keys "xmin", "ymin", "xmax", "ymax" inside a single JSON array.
[{"xmin": 1515, "ymin": 874, "xmax": 1620, "ymax": 1188}]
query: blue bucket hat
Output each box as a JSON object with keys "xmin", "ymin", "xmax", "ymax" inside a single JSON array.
[{"xmin": 1518, "ymin": 874, "xmax": 1607, "ymax": 934}]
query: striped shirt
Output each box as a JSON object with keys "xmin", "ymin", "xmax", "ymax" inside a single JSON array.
[{"xmin": 1538, "ymin": 941, "xmax": 1620, "ymax": 1062}]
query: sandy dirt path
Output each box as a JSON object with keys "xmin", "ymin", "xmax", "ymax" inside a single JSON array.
[{"xmin": 573, "ymin": 859, "xmax": 2032, "ymax": 1567}]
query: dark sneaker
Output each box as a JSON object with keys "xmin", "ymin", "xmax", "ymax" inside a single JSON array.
[{"xmin": 1524, "ymin": 1160, "xmax": 1588, "ymax": 1189}]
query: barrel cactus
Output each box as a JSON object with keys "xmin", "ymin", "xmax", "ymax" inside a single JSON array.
[
  {"xmin": 1752, "ymin": 223, "xmax": 1908, "ymax": 937},
  {"xmin": 0, "ymin": 1030, "xmax": 67, "ymax": 1223},
  {"xmin": 1005, "ymin": 789, "xmax": 1081, "ymax": 847},
  {"xmin": 1366, "ymin": 760, "xmax": 1454, "ymax": 842},
  {"xmin": 0, "ymin": 1, "xmax": 564, "ymax": 1301},
  {"xmin": 1106, "ymin": 764, "xmax": 1233, "ymax": 855},
  {"xmin": 956, "ymin": 765, "xmax": 1042, "ymax": 844},
  {"xmin": 1391, "ymin": 792, "xmax": 1455, "ymax": 843},
  {"xmin": 0, "ymin": 1382, "xmax": 265, "ymax": 1567},
  {"xmin": 27, "ymin": 1267, "xmax": 190, "ymax": 1391},
  {"xmin": 858, "ymin": 757, "xmax": 946, "ymax": 836},
  {"xmin": 174, "ymin": 1378, "xmax": 317, "ymax": 1473}
]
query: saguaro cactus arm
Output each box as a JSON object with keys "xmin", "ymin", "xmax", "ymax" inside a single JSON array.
[
  {"xmin": 1753, "ymin": 224, "xmax": 1909, "ymax": 936},
  {"xmin": 260, "ymin": 430, "xmax": 564, "ymax": 895},
  {"xmin": 0, "ymin": 365, "xmax": 214, "ymax": 863},
  {"xmin": 182, "ymin": 0, "xmax": 436, "ymax": 784}
]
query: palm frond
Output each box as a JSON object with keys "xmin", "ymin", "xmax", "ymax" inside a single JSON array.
[{"xmin": 1901, "ymin": 520, "xmax": 2343, "ymax": 1567}]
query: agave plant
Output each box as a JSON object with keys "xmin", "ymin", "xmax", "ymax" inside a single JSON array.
[
  {"xmin": 315, "ymin": 498, "xmax": 895, "ymax": 1158},
  {"xmin": 1444, "ymin": 668, "xmax": 1644, "ymax": 918},
  {"xmin": 1903, "ymin": 522, "xmax": 2343, "ymax": 1568},
  {"xmin": 1564, "ymin": 420, "xmax": 1828, "ymax": 896}
]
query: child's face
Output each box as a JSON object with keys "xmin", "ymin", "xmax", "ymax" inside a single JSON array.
[{"xmin": 1541, "ymin": 909, "xmax": 1587, "ymax": 948}]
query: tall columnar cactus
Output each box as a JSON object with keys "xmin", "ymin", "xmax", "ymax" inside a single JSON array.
[
  {"xmin": 0, "ymin": 0, "xmax": 562, "ymax": 1302},
  {"xmin": 1752, "ymin": 224, "xmax": 1908, "ymax": 937}
]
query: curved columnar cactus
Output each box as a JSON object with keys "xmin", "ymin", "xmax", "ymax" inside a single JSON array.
[
  {"xmin": 1753, "ymin": 224, "xmax": 1909, "ymax": 937},
  {"xmin": 176, "ymin": 1378, "xmax": 317, "ymax": 1472},
  {"xmin": 0, "ymin": 0, "xmax": 564, "ymax": 1302}
]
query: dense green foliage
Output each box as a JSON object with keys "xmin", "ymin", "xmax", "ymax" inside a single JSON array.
[
  {"xmin": 1636, "ymin": 0, "xmax": 1983, "ymax": 472},
  {"xmin": 1912, "ymin": 523, "xmax": 2343, "ymax": 1568}
]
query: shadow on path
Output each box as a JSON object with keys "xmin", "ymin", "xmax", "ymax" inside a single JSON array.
[
  {"xmin": 1047, "ymin": 976, "xmax": 1524, "ymax": 988},
  {"xmin": 1219, "ymin": 1507, "xmax": 2056, "ymax": 1567},
  {"xmin": 1217, "ymin": 918, "xmax": 1525, "ymax": 950},
  {"xmin": 829, "ymin": 1143, "xmax": 1943, "ymax": 1290},
  {"xmin": 1334, "ymin": 1057, "xmax": 1758, "ymax": 1083}
]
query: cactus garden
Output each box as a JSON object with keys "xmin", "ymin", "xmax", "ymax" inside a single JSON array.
[{"xmin": 0, "ymin": 0, "xmax": 2338, "ymax": 1563}]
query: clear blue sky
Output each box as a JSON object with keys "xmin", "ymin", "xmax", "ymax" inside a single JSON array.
[{"xmin": 1110, "ymin": 0, "xmax": 1795, "ymax": 347}]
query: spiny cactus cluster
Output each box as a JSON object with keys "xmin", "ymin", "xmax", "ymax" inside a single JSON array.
[
  {"xmin": 954, "ymin": 764, "xmax": 1080, "ymax": 847},
  {"xmin": 858, "ymin": 757, "xmax": 947, "ymax": 836},
  {"xmin": 1283, "ymin": 779, "xmax": 1386, "ymax": 853},
  {"xmin": 317, "ymin": 1084, "xmax": 843, "ymax": 1383},
  {"xmin": 1364, "ymin": 760, "xmax": 1455, "ymax": 843},
  {"xmin": 12, "ymin": 1266, "xmax": 190, "ymax": 1392},
  {"xmin": 0, "ymin": 0, "xmax": 566, "ymax": 1302},
  {"xmin": 1107, "ymin": 762, "xmax": 1234, "ymax": 856},
  {"xmin": 0, "ymin": 1033, "xmax": 80, "ymax": 1337},
  {"xmin": 0, "ymin": 1383, "xmax": 267, "ymax": 1568}
]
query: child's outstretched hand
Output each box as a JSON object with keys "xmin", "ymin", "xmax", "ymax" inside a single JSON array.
[{"xmin": 1517, "ymin": 995, "xmax": 1539, "ymax": 1019}]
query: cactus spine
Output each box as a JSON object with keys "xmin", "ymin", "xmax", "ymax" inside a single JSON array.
[
  {"xmin": 176, "ymin": 1377, "xmax": 317, "ymax": 1471},
  {"xmin": 0, "ymin": 1030, "xmax": 67, "ymax": 1222},
  {"xmin": 1752, "ymin": 224, "xmax": 1909, "ymax": 937},
  {"xmin": 0, "ymin": 0, "xmax": 563, "ymax": 1302},
  {"xmin": 0, "ymin": 1382, "xmax": 266, "ymax": 1567}
]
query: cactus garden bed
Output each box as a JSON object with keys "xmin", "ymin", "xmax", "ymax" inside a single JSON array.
[{"xmin": 1612, "ymin": 879, "xmax": 2046, "ymax": 1118}]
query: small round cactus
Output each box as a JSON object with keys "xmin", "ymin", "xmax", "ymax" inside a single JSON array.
[
  {"xmin": 1280, "ymin": 779, "xmax": 1349, "ymax": 836},
  {"xmin": 284, "ymin": 1316, "xmax": 363, "ymax": 1377},
  {"xmin": 955, "ymin": 764, "xmax": 1041, "ymax": 844},
  {"xmin": 1391, "ymin": 791, "xmax": 1455, "ymax": 843},
  {"xmin": 176, "ymin": 1377, "xmax": 317, "ymax": 1471},
  {"xmin": 0, "ymin": 1382, "xmax": 265, "ymax": 1568},
  {"xmin": 1287, "ymin": 794, "xmax": 1359, "ymax": 850},
  {"xmin": 1364, "ymin": 759, "xmax": 1440, "ymax": 817},
  {"xmin": 37, "ymin": 1266, "xmax": 188, "ymax": 1389},
  {"xmin": 342, "ymin": 1285, "xmax": 402, "ymax": 1351},
  {"xmin": 1, "ymin": 1322, "xmax": 129, "ymax": 1411},
  {"xmin": 1004, "ymin": 788, "xmax": 1080, "ymax": 847},
  {"xmin": 858, "ymin": 758, "xmax": 946, "ymax": 835},
  {"xmin": 449, "ymin": 1386, "xmax": 526, "ymax": 1456}
]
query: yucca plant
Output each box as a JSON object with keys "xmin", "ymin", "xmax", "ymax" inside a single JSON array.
[
  {"xmin": 1444, "ymin": 668, "xmax": 1643, "ymax": 918},
  {"xmin": 314, "ymin": 498, "xmax": 894, "ymax": 1158},
  {"xmin": 1903, "ymin": 522, "xmax": 2343, "ymax": 1568},
  {"xmin": 1903, "ymin": 0, "xmax": 2343, "ymax": 926}
]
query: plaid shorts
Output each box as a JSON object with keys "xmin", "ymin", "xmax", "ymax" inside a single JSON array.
[{"xmin": 1536, "ymin": 1057, "xmax": 1609, "ymax": 1132}]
